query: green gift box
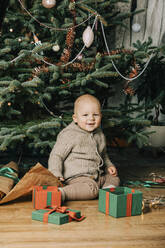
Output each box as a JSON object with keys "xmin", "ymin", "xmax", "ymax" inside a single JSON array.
[
  {"xmin": 32, "ymin": 206, "xmax": 85, "ymax": 225},
  {"xmin": 33, "ymin": 185, "xmax": 61, "ymax": 209},
  {"xmin": 98, "ymin": 187, "xmax": 143, "ymax": 218}
]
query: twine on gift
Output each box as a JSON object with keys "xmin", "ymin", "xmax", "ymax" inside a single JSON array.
[
  {"xmin": 0, "ymin": 167, "xmax": 19, "ymax": 184},
  {"xmin": 42, "ymin": 206, "xmax": 85, "ymax": 223}
]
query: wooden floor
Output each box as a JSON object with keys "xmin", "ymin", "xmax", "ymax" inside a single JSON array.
[{"xmin": 1, "ymin": 188, "xmax": 165, "ymax": 248}]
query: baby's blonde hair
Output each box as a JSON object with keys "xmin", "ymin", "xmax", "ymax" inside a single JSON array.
[{"xmin": 74, "ymin": 94, "xmax": 101, "ymax": 114}]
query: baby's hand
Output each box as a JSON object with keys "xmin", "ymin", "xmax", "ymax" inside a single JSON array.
[{"xmin": 108, "ymin": 166, "xmax": 118, "ymax": 176}]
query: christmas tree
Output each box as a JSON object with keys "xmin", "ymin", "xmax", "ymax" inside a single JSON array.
[{"xmin": 0, "ymin": 0, "xmax": 150, "ymax": 161}]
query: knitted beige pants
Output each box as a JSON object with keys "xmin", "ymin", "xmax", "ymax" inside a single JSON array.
[{"xmin": 61, "ymin": 174, "xmax": 120, "ymax": 201}]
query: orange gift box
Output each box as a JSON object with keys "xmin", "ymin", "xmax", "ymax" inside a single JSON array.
[{"xmin": 33, "ymin": 185, "xmax": 61, "ymax": 209}]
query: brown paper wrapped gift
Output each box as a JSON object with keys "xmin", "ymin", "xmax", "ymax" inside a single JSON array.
[
  {"xmin": 0, "ymin": 162, "xmax": 63, "ymax": 204},
  {"xmin": 0, "ymin": 161, "xmax": 19, "ymax": 200}
]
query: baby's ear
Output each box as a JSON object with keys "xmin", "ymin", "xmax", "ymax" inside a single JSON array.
[{"xmin": 72, "ymin": 113, "xmax": 77, "ymax": 123}]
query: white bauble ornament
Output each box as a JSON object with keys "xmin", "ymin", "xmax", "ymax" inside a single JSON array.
[
  {"xmin": 132, "ymin": 23, "xmax": 141, "ymax": 33},
  {"xmin": 52, "ymin": 44, "xmax": 60, "ymax": 52},
  {"xmin": 42, "ymin": 0, "xmax": 56, "ymax": 8},
  {"xmin": 82, "ymin": 26, "xmax": 94, "ymax": 48}
]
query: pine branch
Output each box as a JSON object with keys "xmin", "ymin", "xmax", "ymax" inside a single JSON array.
[
  {"xmin": 0, "ymin": 0, "xmax": 10, "ymax": 31},
  {"xmin": 78, "ymin": 4, "xmax": 107, "ymax": 26}
]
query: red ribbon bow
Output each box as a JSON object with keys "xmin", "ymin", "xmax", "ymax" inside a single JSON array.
[{"xmin": 43, "ymin": 206, "xmax": 85, "ymax": 223}]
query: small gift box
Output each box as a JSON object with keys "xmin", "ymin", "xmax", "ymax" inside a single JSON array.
[
  {"xmin": 32, "ymin": 206, "xmax": 85, "ymax": 225},
  {"xmin": 98, "ymin": 187, "xmax": 143, "ymax": 218},
  {"xmin": 33, "ymin": 185, "xmax": 61, "ymax": 209},
  {"xmin": 0, "ymin": 161, "xmax": 19, "ymax": 200}
]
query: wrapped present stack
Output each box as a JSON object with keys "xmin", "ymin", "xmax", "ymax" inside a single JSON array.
[
  {"xmin": 98, "ymin": 187, "xmax": 143, "ymax": 218},
  {"xmin": 32, "ymin": 185, "xmax": 85, "ymax": 225}
]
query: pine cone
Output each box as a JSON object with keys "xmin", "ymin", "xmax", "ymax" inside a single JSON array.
[
  {"xmin": 60, "ymin": 48, "xmax": 71, "ymax": 63},
  {"xmin": 66, "ymin": 28, "xmax": 75, "ymax": 48}
]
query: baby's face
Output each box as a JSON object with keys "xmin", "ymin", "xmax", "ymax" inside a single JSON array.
[{"xmin": 73, "ymin": 100, "xmax": 102, "ymax": 132}]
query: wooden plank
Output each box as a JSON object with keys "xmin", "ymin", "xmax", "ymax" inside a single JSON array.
[
  {"xmin": 0, "ymin": 195, "xmax": 165, "ymax": 248},
  {"xmin": 143, "ymin": 0, "xmax": 164, "ymax": 45},
  {"xmin": 116, "ymin": 0, "xmax": 165, "ymax": 48}
]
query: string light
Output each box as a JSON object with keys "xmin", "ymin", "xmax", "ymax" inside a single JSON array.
[
  {"xmin": 8, "ymin": 15, "xmax": 152, "ymax": 82},
  {"xmin": 9, "ymin": 2, "xmax": 152, "ymax": 81},
  {"xmin": 38, "ymin": 14, "xmax": 98, "ymax": 68},
  {"xmin": 5, "ymin": 1, "xmax": 154, "ymax": 119},
  {"xmin": 10, "ymin": 53, "xmax": 29, "ymax": 64},
  {"xmin": 40, "ymin": 98, "xmax": 61, "ymax": 119},
  {"xmin": 100, "ymin": 20, "xmax": 152, "ymax": 82},
  {"xmin": 18, "ymin": 0, "xmax": 96, "ymax": 31}
]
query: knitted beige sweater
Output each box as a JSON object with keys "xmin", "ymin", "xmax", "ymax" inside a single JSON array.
[{"xmin": 48, "ymin": 121, "xmax": 114, "ymax": 180}]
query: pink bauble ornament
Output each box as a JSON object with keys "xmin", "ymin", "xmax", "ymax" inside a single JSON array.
[
  {"xmin": 42, "ymin": 0, "xmax": 56, "ymax": 8},
  {"xmin": 77, "ymin": 54, "xmax": 83, "ymax": 60}
]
